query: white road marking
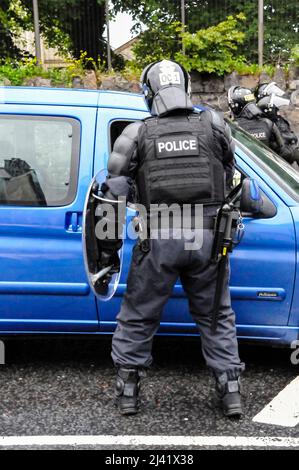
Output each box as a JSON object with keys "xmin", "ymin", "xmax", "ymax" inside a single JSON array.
[
  {"xmin": 0, "ymin": 435, "xmax": 298, "ymax": 448},
  {"xmin": 253, "ymin": 376, "xmax": 299, "ymax": 427}
]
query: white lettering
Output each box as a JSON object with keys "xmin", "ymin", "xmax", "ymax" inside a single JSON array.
[
  {"xmin": 251, "ymin": 132, "xmax": 266, "ymax": 139},
  {"xmin": 190, "ymin": 139, "xmax": 197, "ymax": 150},
  {"xmin": 157, "ymin": 139, "xmax": 197, "ymax": 153},
  {"xmin": 158, "ymin": 142, "xmax": 165, "ymax": 153},
  {"xmin": 159, "ymin": 71, "xmax": 181, "ymax": 86},
  {"xmin": 158, "ymin": 60, "xmax": 181, "ymax": 86},
  {"xmin": 105, "ymin": 454, "xmax": 140, "ymax": 467},
  {"xmin": 173, "ymin": 140, "xmax": 180, "ymax": 151},
  {"xmin": 290, "ymin": 340, "xmax": 299, "ymax": 365}
]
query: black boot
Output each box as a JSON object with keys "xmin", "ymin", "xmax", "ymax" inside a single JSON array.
[
  {"xmin": 114, "ymin": 368, "xmax": 141, "ymax": 415},
  {"xmin": 216, "ymin": 372, "xmax": 243, "ymax": 418}
]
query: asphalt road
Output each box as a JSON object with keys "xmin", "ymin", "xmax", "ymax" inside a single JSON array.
[{"xmin": 0, "ymin": 335, "xmax": 298, "ymax": 449}]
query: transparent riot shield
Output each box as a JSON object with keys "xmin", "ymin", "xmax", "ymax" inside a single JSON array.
[{"xmin": 82, "ymin": 169, "xmax": 124, "ymax": 301}]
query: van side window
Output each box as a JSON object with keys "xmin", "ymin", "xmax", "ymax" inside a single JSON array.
[
  {"xmin": 0, "ymin": 115, "xmax": 80, "ymax": 207},
  {"xmin": 110, "ymin": 120, "xmax": 134, "ymax": 150}
]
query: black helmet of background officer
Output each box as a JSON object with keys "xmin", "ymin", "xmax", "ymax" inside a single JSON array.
[
  {"xmin": 228, "ymin": 86, "xmax": 262, "ymax": 119},
  {"xmin": 256, "ymin": 95, "xmax": 278, "ymax": 119},
  {"xmin": 140, "ymin": 59, "xmax": 193, "ymax": 116},
  {"xmin": 254, "ymin": 82, "xmax": 287, "ymax": 101}
]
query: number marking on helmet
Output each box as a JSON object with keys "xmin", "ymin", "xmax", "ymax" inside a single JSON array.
[{"xmin": 159, "ymin": 60, "xmax": 181, "ymax": 86}]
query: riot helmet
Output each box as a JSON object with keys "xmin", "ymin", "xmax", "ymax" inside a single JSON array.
[
  {"xmin": 228, "ymin": 86, "xmax": 259, "ymax": 117},
  {"xmin": 256, "ymin": 82, "xmax": 290, "ymax": 114},
  {"xmin": 140, "ymin": 60, "xmax": 193, "ymax": 116},
  {"xmin": 255, "ymin": 81, "xmax": 285, "ymax": 100},
  {"xmin": 256, "ymin": 95, "xmax": 277, "ymax": 118}
]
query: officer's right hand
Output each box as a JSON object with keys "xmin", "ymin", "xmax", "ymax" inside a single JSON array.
[
  {"xmin": 100, "ymin": 249, "xmax": 120, "ymax": 271},
  {"xmin": 95, "ymin": 251, "xmax": 120, "ymax": 295}
]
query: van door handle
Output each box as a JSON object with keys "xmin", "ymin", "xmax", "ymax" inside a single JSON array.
[{"xmin": 65, "ymin": 212, "xmax": 82, "ymax": 232}]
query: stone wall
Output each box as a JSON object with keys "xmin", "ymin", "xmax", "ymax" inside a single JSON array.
[{"xmin": 4, "ymin": 66, "xmax": 298, "ymax": 135}]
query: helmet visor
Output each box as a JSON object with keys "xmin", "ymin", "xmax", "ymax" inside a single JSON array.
[
  {"xmin": 264, "ymin": 82, "xmax": 285, "ymax": 97},
  {"xmin": 270, "ymin": 94, "xmax": 290, "ymax": 108}
]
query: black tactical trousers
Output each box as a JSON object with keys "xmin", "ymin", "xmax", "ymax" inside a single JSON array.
[{"xmin": 111, "ymin": 229, "xmax": 245, "ymax": 377}]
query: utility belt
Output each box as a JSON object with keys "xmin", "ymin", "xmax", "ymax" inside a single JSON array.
[{"xmin": 134, "ymin": 214, "xmax": 216, "ymax": 252}]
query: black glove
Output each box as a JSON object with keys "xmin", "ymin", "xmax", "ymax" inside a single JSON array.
[{"xmin": 95, "ymin": 249, "xmax": 121, "ymax": 296}]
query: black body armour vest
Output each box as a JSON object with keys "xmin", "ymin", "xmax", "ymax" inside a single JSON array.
[
  {"xmin": 236, "ymin": 117, "xmax": 272, "ymax": 145},
  {"xmin": 136, "ymin": 113, "xmax": 225, "ymax": 209}
]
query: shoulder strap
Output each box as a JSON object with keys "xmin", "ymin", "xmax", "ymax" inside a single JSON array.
[
  {"xmin": 136, "ymin": 118, "xmax": 155, "ymax": 166},
  {"xmin": 204, "ymin": 108, "xmax": 226, "ymax": 133},
  {"xmin": 189, "ymin": 111, "xmax": 218, "ymax": 155}
]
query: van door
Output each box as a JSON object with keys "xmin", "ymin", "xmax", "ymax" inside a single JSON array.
[
  {"xmin": 230, "ymin": 153, "xmax": 296, "ymax": 330},
  {"xmin": 0, "ymin": 105, "xmax": 99, "ymax": 332}
]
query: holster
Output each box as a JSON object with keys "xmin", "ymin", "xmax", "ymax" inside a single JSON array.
[
  {"xmin": 211, "ymin": 203, "xmax": 242, "ymax": 333},
  {"xmin": 133, "ymin": 215, "xmax": 151, "ymax": 255}
]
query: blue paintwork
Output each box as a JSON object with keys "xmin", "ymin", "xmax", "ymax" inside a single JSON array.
[
  {"xmin": 0, "ymin": 87, "xmax": 298, "ymax": 346},
  {"xmin": 250, "ymin": 179, "xmax": 261, "ymax": 200}
]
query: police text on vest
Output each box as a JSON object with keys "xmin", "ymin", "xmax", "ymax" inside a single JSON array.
[{"xmin": 157, "ymin": 139, "xmax": 197, "ymax": 153}]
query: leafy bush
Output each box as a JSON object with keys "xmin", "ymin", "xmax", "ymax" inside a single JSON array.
[
  {"xmin": 122, "ymin": 61, "xmax": 142, "ymax": 81},
  {"xmin": 175, "ymin": 14, "xmax": 247, "ymax": 76},
  {"xmin": 234, "ymin": 62, "xmax": 275, "ymax": 77},
  {"xmin": 0, "ymin": 52, "xmax": 105, "ymax": 87},
  {"xmin": 0, "ymin": 58, "xmax": 47, "ymax": 85}
]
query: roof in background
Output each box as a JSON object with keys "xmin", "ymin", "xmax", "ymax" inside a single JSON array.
[{"xmin": 114, "ymin": 36, "xmax": 139, "ymax": 54}]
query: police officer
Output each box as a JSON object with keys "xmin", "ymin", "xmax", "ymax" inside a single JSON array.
[
  {"xmin": 228, "ymin": 86, "xmax": 294, "ymax": 163},
  {"xmin": 255, "ymin": 82, "xmax": 299, "ymax": 164},
  {"xmin": 96, "ymin": 60, "xmax": 245, "ymax": 417}
]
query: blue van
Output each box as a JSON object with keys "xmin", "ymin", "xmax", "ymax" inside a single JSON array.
[{"xmin": 0, "ymin": 86, "xmax": 298, "ymax": 346}]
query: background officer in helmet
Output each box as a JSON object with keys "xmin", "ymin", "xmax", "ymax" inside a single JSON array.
[
  {"xmin": 96, "ymin": 60, "xmax": 244, "ymax": 418},
  {"xmin": 255, "ymin": 82, "xmax": 299, "ymax": 164},
  {"xmin": 228, "ymin": 86, "xmax": 293, "ymax": 163}
]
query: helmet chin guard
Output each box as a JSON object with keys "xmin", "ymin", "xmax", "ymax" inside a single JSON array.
[{"xmin": 151, "ymin": 86, "xmax": 193, "ymax": 116}]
